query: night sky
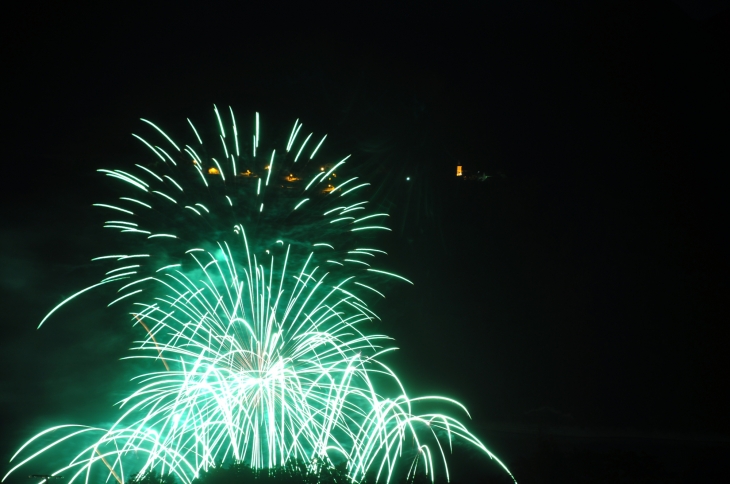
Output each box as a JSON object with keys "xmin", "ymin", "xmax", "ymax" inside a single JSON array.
[{"xmin": 1, "ymin": 1, "xmax": 728, "ymax": 482}]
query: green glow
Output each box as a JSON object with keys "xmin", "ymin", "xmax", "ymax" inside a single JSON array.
[
  {"xmin": 101, "ymin": 272, "xmax": 135, "ymax": 282},
  {"xmin": 156, "ymin": 264, "xmax": 182, "ymax": 272},
  {"xmin": 91, "ymin": 255, "xmax": 127, "ymax": 261},
  {"xmin": 99, "ymin": 170, "xmax": 149, "ymax": 192},
  {"xmin": 331, "ymin": 176, "xmax": 358, "ymax": 193},
  {"xmin": 353, "ymin": 213, "xmax": 389, "ymax": 223},
  {"xmin": 131, "ymin": 134, "xmax": 165, "ymax": 161},
  {"xmin": 354, "ymin": 282, "xmax": 386, "ymax": 298},
  {"xmin": 286, "ymin": 119, "xmax": 299, "ymax": 151},
  {"xmin": 347, "ymin": 250, "xmax": 375, "ymax": 257},
  {"xmin": 366, "ymin": 268, "xmax": 414, "ymax": 285},
  {"xmin": 105, "ymin": 265, "xmax": 140, "ymax": 275},
  {"xmin": 350, "ymin": 226, "xmax": 391, "ymax": 232},
  {"xmin": 163, "ymin": 175, "xmax": 184, "ymax": 192},
  {"xmin": 340, "ymin": 207, "xmax": 365, "ymax": 215},
  {"xmin": 219, "ymin": 136, "xmax": 230, "ymax": 161},
  {"xmin": 104, "ymin": 225, "xmax": 136, "ymax": 231},
  {"xmin": 156, "ymin": 145, "xmax": 177, "ymax": 165},
  {"xmin": 147, "ymin": 234, "xmax": 177, "ymax": 239},
  {"xmin": 214, "ymin": 105, "xmax": 225, "ymax": 138},
  {"xmin": 152, "ymin": 191, "xmax": 177, "ymax": 204},
  {"xmin": 192, "ymin": 158, "xmax": 209, "ymax": 188},
  {"xmin": 135, "ymin": 164, "xmax": 163, "ymax": 182},
  {"xmin": 229, "ymin": 107, "xmax": 239, "ymax": 156},
  {"xmin": 330, "ymin": 217, "xmax": 355, "ymax": 224},
  {"xmin": 340, "ymin": 183, "xmax": 371, "ymax": 197},
  {"xmin": 141, "ymin": 119, "xmax": 181, "ymax": 151},
  {"xmin": 266, "ymin": 150, "xmax": 275, "ymax": 186},
  {"xmin": 12, "ymin": 110, "xmax": 516, "ymax": 484},
  {"xmin": 120, "ymin": 197, "xmax": 152, "ymax": 208},
  {"xmin": 323, "ymin": 206, "xmax": 346, "ymax": 216},
  {"xmin": 342, "ymin": 201, "xmax": 368, "ymax": 212},
  {"xmin": 291, "ymin": 123, "xmax": 303, "ymax": 150},
  {"xmin": 294, "ymin": 132, "xmax": 312, "ymax": 162},
  {"xmin": 106, "ymin": 221, "xmax": 137, "ymax": 227},
  {"xmin": 322, "ymin": 155, "xmax": 349, "ymax": 180},
  {"xmin": 113, "ymin": 169, "xmax": 149, "ymax": 188},
  {"xmin": 304, "ymin": 171, "xmax": 325, "ymax": 191},
  {"xmin": 212, "ymin": 157, "xmax": 226, "ymax": 181},
  {"xmin": 93, "ymin": 204, "xmax": 134, "ymax": 215},
  {"xmin": 185, "ymin": 145, "xmax": 205, "ymax": 168},
  {"xmin": 118, "ymin": 277, "xmax": 154, "ymax": 292},
  {"xmin": 107, "ymin": 289, "xmax": 143, "ymax": 307},
  {"xmin": 187, "ymin": 118, "xmax": 203, "ymax": 144},
  {"xmin": 355, "ymin": 248, "xmax": 388, "ymax": 255},
  {"xmin": 310, "ymin": 134, "xmax": 327, "ymax": 159},
  {"xmin": 37, "ymin": 281, "xmax": 116, "ymax": 328}
]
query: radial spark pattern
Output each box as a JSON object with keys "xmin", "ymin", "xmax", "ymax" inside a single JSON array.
[{"xmin": 5, "ymin": 108, "xmax": 515, "ymax": 484}]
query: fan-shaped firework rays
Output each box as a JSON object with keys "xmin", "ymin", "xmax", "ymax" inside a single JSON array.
[{"xmin": 4, "ymin": 108, "xmax": 515, "ymax": 484}]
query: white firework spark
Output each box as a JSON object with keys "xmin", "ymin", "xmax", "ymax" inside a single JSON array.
[{"xmin": 4, "ymin": 108, "xmax": 515, "ymax": 484}]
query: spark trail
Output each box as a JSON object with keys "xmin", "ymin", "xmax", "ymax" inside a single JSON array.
[{"xmin": 4, "ymin": 108, "xmax": 515, "ymax": 484}]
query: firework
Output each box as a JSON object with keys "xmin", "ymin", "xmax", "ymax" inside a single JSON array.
[{"xmin": 4, "ymin": 108, "xmax": 515, "ymax": 484}]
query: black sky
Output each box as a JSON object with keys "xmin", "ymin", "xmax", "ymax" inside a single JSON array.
[{"xmin": 1, "ymin": 1, "xmax": 728, "ymax": 481}]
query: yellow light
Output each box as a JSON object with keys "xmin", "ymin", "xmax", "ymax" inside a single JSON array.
[
  {"xmin": 192, "ymin": 159, "xmax": 198, "ymax": 165},
  {"xmin": 264, "ymin": 165, "xmax": 270, "ymax": 170},
  {"xmin": 320, "ymin": 167, "xmax": 324, "ymax": 171},
  {"xmin": 208, "ymin": 167, "xmax": 220, "ymax": 175},
  {"xmin": 456, "ymin": 165, "xmax": 463, "ymax": 177}
]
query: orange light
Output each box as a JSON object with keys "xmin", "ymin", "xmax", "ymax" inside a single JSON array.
[
  {"xmin": 456, "ymin": 165, "xmax": 463, "ymax": 177},
  {"xmin": 208, "ymin": 167, "xmax": 220, "ymax": 175}
]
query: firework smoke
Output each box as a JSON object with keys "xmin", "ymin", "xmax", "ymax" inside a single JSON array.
[{"xmin": 4, "ymin": 108, "xmax": 515, "ymax": 484}]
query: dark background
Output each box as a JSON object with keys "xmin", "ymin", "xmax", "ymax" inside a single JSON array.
[{"xmin": 1, "ymin": 1, "xmax": 728, "ymax": 482}]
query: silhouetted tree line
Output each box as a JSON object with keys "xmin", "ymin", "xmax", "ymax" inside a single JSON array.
[
  {"xmin": 125, "ymin": 439, "xmax": 726, "ymax": 484},
  {"xmin": 127, "ymin": 458, "xmax": 354, "ymax": 484},
  {"xmin": 125, "ymin": 458, "xmax": 458, "ymax": 484}
]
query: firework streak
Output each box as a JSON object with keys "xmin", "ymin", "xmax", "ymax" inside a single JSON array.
[{"xmin": 5, "ymin": 108, "xmax": 515, "ymax": 484}]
